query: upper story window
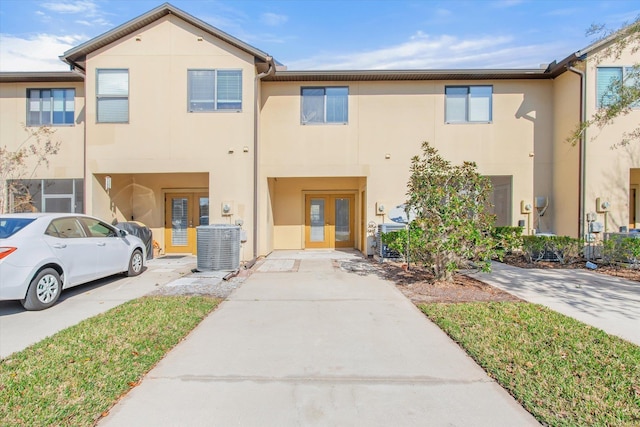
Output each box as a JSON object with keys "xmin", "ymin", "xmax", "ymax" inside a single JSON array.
[
  {"xmin": 187, "ymin": 69, "xmax": 242, "ymax": 112},
  {"xmin": 301, "ymin": 87, "xmax": 348, "ymax": 124},
  {"xmin": 597, "ymin": 66, "xmax": 639, "ymax": 108},
  {"xmin": 445, "ymin": 85, "xmax": 492, "ymax": 123},
  {"xmin": 27, "ymin": 89, "xmax": 75, "ymax": 126},
  {"xmin": 96, "ymin": 69, "xmax": 129, "ymax": 123}
]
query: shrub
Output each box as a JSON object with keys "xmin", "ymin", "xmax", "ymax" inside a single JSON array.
[
  {"xmin": 405, "ymin": 142, "xmax": 497, "ymax": 280},
  {"xmin": 522, "ymin": 235, "xmax": 583, "ymax": 264},
  {"xmin": 380, "ymin": 223, "xmax": 425, "ymax": 261},
  {"xmin": 492, "ymin": 226, "xmax": 523, "ymax": 257},
  {"xmin": 601, "ymin": 236, "xmax": 640, "ymax": 266}
]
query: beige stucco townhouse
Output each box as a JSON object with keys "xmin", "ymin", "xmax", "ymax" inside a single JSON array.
[{"xmin": 1, "ymin": 3, "xmax": 638, "ymax": 261}]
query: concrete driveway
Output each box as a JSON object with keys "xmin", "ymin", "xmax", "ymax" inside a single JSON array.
[
  {"xmin": 0, "ymin": 255, "xmax": 196, "ymax": 358},
  {"xmin": 470, "ymin": 262, "xmax": 640, "ymax": 346},
  {"xmin": 99, "ymin": 250, "xmax": 538, "ymax": 426}
]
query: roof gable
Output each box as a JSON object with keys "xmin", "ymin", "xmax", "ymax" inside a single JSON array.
[{"xmin": 60, "ymin": 2, "xmax": 272, "ymax": 71}]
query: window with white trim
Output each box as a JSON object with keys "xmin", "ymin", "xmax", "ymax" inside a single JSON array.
[
  {"xmin": 27, "ymin": 89, "xmax": 75, "ymax": 126},
  {"xmin": 96, "ymin": 69, "xmax": 129, "ymax": 123},
  {"xmin": 301, "ymin": 87, "xmax": 348, "ymax": 124},
  {"xmin": 445, "ymin": 85, "xmax": 492, "ymax": 123},
  {"xmin": 187, "ymin": 69, "xmax": 242, "ymax": 112},
  {"xmin": 597, "ymin": 66, "xmax": 639, "ymax": 108}
]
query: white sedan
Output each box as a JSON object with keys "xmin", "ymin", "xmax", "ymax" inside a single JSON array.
[{"xmin": 0, "ymin": 213, "xmax": 146, "ymax": 310}]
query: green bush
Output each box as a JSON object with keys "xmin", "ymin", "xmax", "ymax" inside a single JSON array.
[
  {"xmin": 380, "ymin": 223, "xmax": 425, "ymax": 260},
  {"xmin": 405, "ymin": 142, "xmax": 497, "ymax": 280},
  {"xmin": 601, "ymin": 236, "xmax": 640, "ymax": 266},
  {"xmin": 522, "ymin": 235, "xmax": 583, "ymax": 264},
  {"xmin": 492, "ymin": 226, "xmax": 523, "ymax": 256}
]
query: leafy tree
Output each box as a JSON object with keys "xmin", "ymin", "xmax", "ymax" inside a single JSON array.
[
  {"xmin": 0, "ymin": 125, "xmax": 61, "ymax": 214},
  {"xmin": 405, "ymin": 142, "xmax": 496, "ymax": 281},
  {"xmin": 567, "ymin": 17, "xmax": 640, "ymax": 148}
]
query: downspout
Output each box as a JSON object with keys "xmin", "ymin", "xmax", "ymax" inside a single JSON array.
[
  {"xmin": 567, "ymin": 63, "xmax": 586, "ymax": 239},
  {"xmin": 252, "ymin": 57, "xmax": 275, "ymax": 261}
]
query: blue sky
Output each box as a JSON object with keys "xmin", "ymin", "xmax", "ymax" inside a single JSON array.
[{"xmin": 0, "ymin": 0, "xmax": 638, "ymax": 72}]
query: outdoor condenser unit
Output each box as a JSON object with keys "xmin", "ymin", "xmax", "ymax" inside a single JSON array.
[
  {"xmin": 376, "ymin": 223, "xmax": 406, "ymax": 259},
  {"xmin": 196, "ymin": 224, "xmax": 241, "ymax": 271}
]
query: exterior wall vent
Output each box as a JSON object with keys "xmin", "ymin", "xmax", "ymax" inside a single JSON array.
[{"xmin": 196, "ymin": 225, "xmax": 241, "ymax": 271}]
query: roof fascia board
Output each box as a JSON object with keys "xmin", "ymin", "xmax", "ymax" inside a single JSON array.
[
  {"xmin": 0, "ymin": 71, "xmax": 85, "ymax": 83},
  {"xmin": 263, "ymin": 69, "xmax": 551, "ymax": 82}
]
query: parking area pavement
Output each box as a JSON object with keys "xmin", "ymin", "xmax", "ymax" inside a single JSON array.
[
  {"xmin": 0, "ymin": 255, "xmax": 198, "ymax": 359},
  {"xmin": 469, "ymin": 262, "xmax": 640, "ymax": 346}
]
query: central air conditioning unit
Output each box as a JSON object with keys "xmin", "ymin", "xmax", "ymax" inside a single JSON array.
[
  {"xmin": 196, "ymin": 224, "xmax": 241, "ymax": 271},
  {"xmin": 376, "ymin": 223, "xmax": 406, "ymax": 259}
]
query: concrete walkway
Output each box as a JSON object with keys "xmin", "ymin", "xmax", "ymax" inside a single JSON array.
[
  {"xmin": 100, "ymin": 250, "xmax": 538, "ymax": 426},
  {"xmin": 469, "ymin": 262, "xmax": 640, "ymax": 346}
]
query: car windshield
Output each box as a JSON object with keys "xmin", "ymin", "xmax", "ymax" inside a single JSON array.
[{"xmin": 0, "ymin": 218, "xmax": 36, "ymax": 238}]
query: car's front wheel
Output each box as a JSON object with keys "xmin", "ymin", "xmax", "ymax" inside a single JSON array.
[
  {"xmin": 22, "ymin": 268, "xmax": 62, "ymax": 311},
  {"xmin": 127, "ymin": 249, "xmax": 144, "ymax": 277}
]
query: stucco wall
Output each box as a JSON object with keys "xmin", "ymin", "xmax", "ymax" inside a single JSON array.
[
  {"xmin": 260, "ymin": 79, "xmax": 554, "ymax": 250},
  {"xmin": 582, "ymin": 45, "xmax": 640, "ymax": 233},
  {"xmin": 82, "ymin": 15, "xmax": 258, "ymax": 256},
  {"xmin": 551, "ymin": 70, "xmax": 581, "ymax": 237},
  {"xmin": 0, "ymin": 81, "xmax": 85, "ymax": 180}
]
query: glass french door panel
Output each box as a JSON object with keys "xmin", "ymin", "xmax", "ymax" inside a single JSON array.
[
  {"xmin": 310, "ymin": 198, "xmax": 325, "ymax": 242},
  {"xmin": 199, "ymin": 197, "xmax": 209, "ymax": 225},
  {"xmin": 335, "ymin": 198, "xmax": 350, "ymax": 242},
  {"xmin": 171, "ymin": 198, "xmax": 189, "ymax": 246}
]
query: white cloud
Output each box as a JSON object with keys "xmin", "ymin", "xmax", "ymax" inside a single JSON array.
[
  {"xmin": 40, "ymin": 1, "xmax": 111, "ymax": 27},
  {"xmin": 285, "ymin": 32, "xmax": 566, "ymax": 70},
  {"xmin": 75, "ymin": 17, "xmax": 111, "ymax": 27},
  {"xmin": 0, "ymin": 34, "xmax": 88, "ymax": 71},
  {"xmin": 261, "ymin": 12, "xmax": 288, "ymax": 27},
  {"xmin": 41, "ymin": 0, "xmax": 99, "ymax": 15}
]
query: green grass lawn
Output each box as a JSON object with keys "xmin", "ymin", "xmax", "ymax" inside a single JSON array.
[
  {"xmin": 421, "ymin": 302, "xmax": 640, "ymax": 427},
  {"xmin": 0, "ymin": 296, "xmax": 219, "ymax": 426}
]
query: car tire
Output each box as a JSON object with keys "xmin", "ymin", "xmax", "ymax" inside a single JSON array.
[
  {"xmin": 22, "ymin": 268, "xmax": 62, "ymax": 311},
  {"xmin": 127, "ymin": 249, "xmax": 144, "ymax": 277}
]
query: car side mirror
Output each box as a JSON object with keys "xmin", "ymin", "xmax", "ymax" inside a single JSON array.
[{"xmin": 119, "ymin": 229, "xmax": 128, "ymax": 237}]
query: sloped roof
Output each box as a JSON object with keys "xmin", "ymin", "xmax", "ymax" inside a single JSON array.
[{"xmin": 60, "ymin": 2, "xmax": 273, "ymax": 70}]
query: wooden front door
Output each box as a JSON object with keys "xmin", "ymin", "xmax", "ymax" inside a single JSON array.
[
  {"xmin": 305, "ymin": 194, "xmax": 355, "ymax": 249},
  {"xmin": 164, "ymin": 192, "xmax": 209, "ymax": 254}
]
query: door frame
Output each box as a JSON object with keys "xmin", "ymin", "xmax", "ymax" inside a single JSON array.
[
  {"xmin": 630, "ymin": 184, "xmax": 639, "ymax": 230},
  {"xmin": 163, "ymin": 188, "xmax": 208, "ymax": 254},
  {"xmin": 303, "ymin": 192, "xmax": 356, "ymax": 249}
]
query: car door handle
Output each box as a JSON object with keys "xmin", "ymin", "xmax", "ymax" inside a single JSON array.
[
  {"xmin": 97, "ymin": 242, "xmax": 106, "ymax": 246},
  {"xmin": 53, "ymin": 243, "xmax": 67, "ymax": 249}
]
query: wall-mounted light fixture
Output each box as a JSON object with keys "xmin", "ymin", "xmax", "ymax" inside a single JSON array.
[{"xmin": 105, "ymin": 175, "xmax": 112, "ymax": 191}]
